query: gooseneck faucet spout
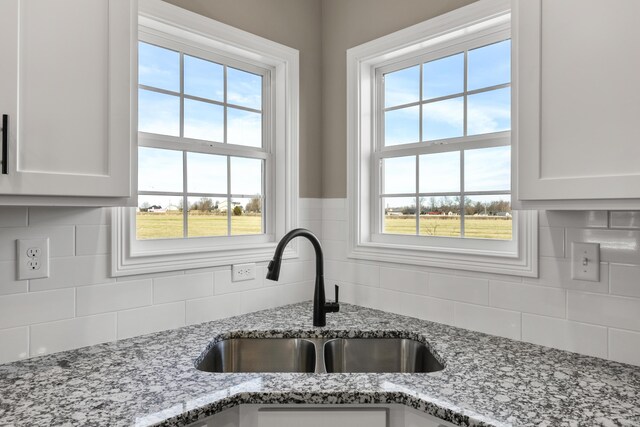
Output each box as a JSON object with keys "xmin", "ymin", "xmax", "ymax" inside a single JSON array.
[{"xmin": 266, "ymin": 228, "xmax": 339, "ymax": 327}]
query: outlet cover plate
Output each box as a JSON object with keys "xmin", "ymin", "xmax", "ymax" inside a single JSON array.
[
  {"xmin": 571, "ymin": 242, "xmax": 600, "ymax": 282},
  {"xmin": 17, "ymin": 238, "xmax": 50, "ymax": 280},
  {"xmin": 232, "ymin": 263, "xmax": 256, "ymax": 282}
]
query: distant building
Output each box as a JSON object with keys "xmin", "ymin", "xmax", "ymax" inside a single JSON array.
[{"xmin": 218, "ymin": 200, "xmax": 242, "ymax": 213}]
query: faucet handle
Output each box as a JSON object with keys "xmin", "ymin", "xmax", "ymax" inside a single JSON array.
[{"xmin": 334, "ymin": 284, "xmax": 339, "ymax": 303}]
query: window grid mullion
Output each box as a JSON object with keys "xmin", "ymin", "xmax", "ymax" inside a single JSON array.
[
  {"xmin": 461, "ymin": 49, "xmax": 468, "ymax": 237},
  {"xmin": 415, "ymin": 155, "xmax": 419, "ymax": 236},
  {"xmin": 227, "ymin": 156, "xmax": 231, "ymax": 236},
  {"xmin": 182, "ymin": 151, "xmax": 188, "ymax": 238}
]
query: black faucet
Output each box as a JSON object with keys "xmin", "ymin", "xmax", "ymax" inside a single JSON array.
[{"xmin": 265, "ymin": 228, "xmax": 339, "ymax": 327}]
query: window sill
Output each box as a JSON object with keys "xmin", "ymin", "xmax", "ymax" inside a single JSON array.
[{"xmin": 347, "ymin": 211, "xmax": 538, "ymax": 278}]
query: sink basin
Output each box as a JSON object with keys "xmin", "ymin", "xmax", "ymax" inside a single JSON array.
[
  {"xmin": 196, "ymin": 338, "xmax": 316, "ymax": 373},
  {"xmin": 323, "ymin": 338, "xmax": 444, "ymax": 373}
]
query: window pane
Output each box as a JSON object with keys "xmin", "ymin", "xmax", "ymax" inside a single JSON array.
[
  {"xmin": 464, "ymin": 195, "xmax": 512, "ymax": 240},
  {"xmin": 419, "ymin": 197, "xmax": 461, "ymax": 237},
  {"xmin": 227, "ymin": 67, "xmax": 262, "ymax": 110},
  {"xmin": 465, "ymin": 146, "xmax": 511, "ymax": 192},
  {"xmin": 467, "ymin": 87, "xmax": 511, "ymax": 136},
  {"xmin": 423, "ymin": 53, "xmax": 464, "ymax": 100},
  {"xmin": 136, "ymin": 195, "xmax": 184, "ymax": 240},
  {"xmin": 184, "ymin": 99, "xmax": 224, "ymax": 142},
  {"xmin": 383, "ymin": 156, "xmax": 415, "ymax": 194},
  {"xmin": 138, "ymin": 89, "xmax": 180, "ymax": 136},
  {"xmin": 227, "ymin": 108, "xmax": 262, "ymax": 147},
  {"xmin": 384, "ymin": 65, "xmax": 420, "ymax": 108},
  {"xmin": 230, "ymin": 157, "xmax": 262, "ymax": 196},
  {"xmin": 231, "ymin": 197, "xmax": 263, "ymax": 235},
  {"xmin": 138, "ymin": 42, "xmax": 179, "ymax": 92},
  {"xmin": 468, "ymin": 40, "xmax": 511, "ymax": 91},
  {"xmin": 419, "ymin": 152, "xmax": 460, "ymax": 193},
  {"xmin": 138, "ymin": 147, "xmax": 183, "ymax": 192},
  {"xmin": 187, "ymin": 152, "xmax": 227, "ymax": 194},
  {"xmin": 383, "ymin": 197, "xmax": 416, "ymax": 235},
  {"xmin": 385, "ymin": 106, "xmax": 419, "ymax": 146},
  {"xmin": 187, "ymin": 196, "xmax": 227, "ymax": 237},
  {"xmin": 423, "ymin": 97, "xmax": 463, "ymax": 141},
  {"xmin": 184, "ymin": 55, "xmax": 224, "ymax": 101}
]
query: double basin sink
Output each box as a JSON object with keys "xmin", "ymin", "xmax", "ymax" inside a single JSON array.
[{"xmin": 196, "ymin": 338, "xmax": 444, "ymax": 374}]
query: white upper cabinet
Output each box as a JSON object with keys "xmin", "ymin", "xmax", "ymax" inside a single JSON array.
[
  {"xmin": 513, "ymin": 0, "xmax": 640, "ymax": 209},
  {"xmin": 0, "ymin": 0, "xmax": 136, "ymax": 206}
]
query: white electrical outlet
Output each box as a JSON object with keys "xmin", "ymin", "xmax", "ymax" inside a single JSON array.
[
  {"xmin": 232, "ymin": 263, "xmax": 256, "ymax": 282},
  {"xmin": 17, "ymin": 238, "xmax": 50, "ymax": 280},
  {"xmin": 571, "ymin": 242, "xmax": 600, "ymax": 282}
]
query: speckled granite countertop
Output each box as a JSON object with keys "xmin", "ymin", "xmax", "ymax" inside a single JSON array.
[{"xmin": 0, "ymin": 302, "xmax": 639, "ymax": 427}]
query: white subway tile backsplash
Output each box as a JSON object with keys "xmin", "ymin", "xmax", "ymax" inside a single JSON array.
[
  {"xmin": 29, "ymin": 207, "xmax": 110, "ymax": 226},
  {"xmin": 322, "ymin": 220, "xmax": 347, "ymax": 241},
  {"xmin": 154, "ymin": 272, "xmax": 213, "ymax": 303},
  {"xmin": 75, "ymin": 225, "xmax": 109, "ymax": 256},
  {"xmin": 0, "ymin": 261, "xmax": 28, "ymax": 295},
  {"xmin": 489, "ymin": 281, "xmax": 566, "ymax": 318},
  {"xmin": 327, "ymin": 260, "xmax": 379, "ymax": 287},
  {"xmin": 379, "ymin": 266, "xmax": 427, "ymax": 295},
  {"xmin": 568, "ymin": 292, "xmax": 640, "ymax": 331},
  {"xmin": 0, "ymin": 327, "xmax": 29, "ymax": 364},
  {"xmin": 378, "ymin": 289, "xmax": 454, "ymax": 325},
  {"xmin": 0, "ymin": 226, "xmax": 75, "ymax": 261},
  {"xmin": 335, "ymin": 282, "xmax": 380, "ymax": 310},
  {"xmin": 454, "ymin": 303, "xmax": 521, "ymax": 340},
  {"xmin": 30, "ymin": 313, "xmax": 116, "ymax": 356},
  {"xmin": 539, "ymin": 211, "xmax": 608, "ymax": 228},
  {"xmin": 277, "ymin": 281, "xmax": 314, "ymax": 306},
  {"xmin": 609, "ymin": 211, "xmax": 640, "ymax": 229},
  {"xmin": 322, "ymin": 239, "xmax": 348, "ymax": 260},
  {"xmin": 76, "ymin": 280, "xmax": 152, "ymax": 316},
  {"xmin": 521, "ymin": 314, "xmax": 607, "ymax": 359},
  {"xmin": 0, "ymin": 289, "xmax": 74, "ymax": 329},
  {"xmin": 429, "ymin": 273, "xmax": 489, "ymax": 305},
  {"xmin": 609, "ymin": 328, "xmax": 640, "ymax": 366},
  {"xmin": 0, "ymin": 207, "xmax": 28, "ymax": 227},
  {"xmin": 215, "ymin": 268, "xmax": 263, "ymax": 295},
  {"xmin": 117, "ymin": 302, "xmax": 185, "ymax": 339},
  {"xmin": 524, "ymin": 257, "xmax": 609, "ymax": 294},
  {"xmin": 240, "ymin": 286, "xmax": 282, "ymax": 314},
  {"xmin": 539, "ymin": 227, "xmax": 564, "ymax": 258},
  {"xmin": 0, "ymin": 199, "xmax": 639, "ymax": 367},
  {"xmin": 610, "ymin": 264, "xmax": 640, "ymax": 298},
  {"xmin": 185, "ymin": 294, "xmax": 242, "ymax": 325},
  {"xmin": 566, "ymin": 228, "xmax": 640, "ymax": 264}
]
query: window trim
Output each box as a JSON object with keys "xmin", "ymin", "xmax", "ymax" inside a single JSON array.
[
  {"xmin": 112, "ymin": 0, "xmax": 299, "ymax": 276},
  {"xmin": 346, "ymin": 0, "xmax": 538, "ymax": 277}
]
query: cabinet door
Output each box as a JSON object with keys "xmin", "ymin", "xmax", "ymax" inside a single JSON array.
[
  {"xmin": 515, "ymin": 0, "xmax": 640, "ymax": 204},
  {"xmin": 0, "ymin": 0, "xmax": 134, "ymax": 199},
  {"xmin": 258, "ymin": 409, "xmax": 387, "ymax": 427}
]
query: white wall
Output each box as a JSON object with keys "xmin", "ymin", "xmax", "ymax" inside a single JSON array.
[
  {"xmin": 0, "ymin": 200, "xmax": 321, "ymax": 363},
  {"xmin": 322, "ymin": 199, "xmax": 640, "ymax": 367}
]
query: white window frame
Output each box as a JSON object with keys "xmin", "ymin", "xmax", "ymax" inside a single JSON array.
[
  {"xmin": 347, "ymin": 0, "xmax": 538, "ymax": 277},
  {"xmin": 112, "ymin": 0, "xmax": 299, "ymax": 276}
]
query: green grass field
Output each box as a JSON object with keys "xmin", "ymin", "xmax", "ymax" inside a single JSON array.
[
  {"xmin": 137, "ymin": 213, "xmax": 511, "ymax": 240},
  {"xmin": 384, "ymin": 215, "xmax": 512, "ymax": 240},
  {"xmin": 136, "ymin": 213, "xmax": 262, "ymax": 240}
]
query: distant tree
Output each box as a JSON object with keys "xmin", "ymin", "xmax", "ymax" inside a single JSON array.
[
  {"xmin": 233, "ymin": 205, "xmax": 243, "ymax": 216},
  {"xmin": 245, "ymin": 197, "xmax": 261, "ymax": 213}
]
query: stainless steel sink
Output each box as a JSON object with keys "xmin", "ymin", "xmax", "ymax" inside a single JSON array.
[
  {"xmin": 323, "ymin": 338, "xmax": 444, "ymax": 373},
  {"xmin": 196, "ymin": 338, "xmax": 316, "ymax": 373},
  {"xmin": 196, "ymin": 337, "xmax": 444, "ymax": 374}
]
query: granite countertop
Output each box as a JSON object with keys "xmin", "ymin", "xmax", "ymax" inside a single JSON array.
[{"xmin": 0, "ymin": 302, "xmax": 639, "ymax": 426}]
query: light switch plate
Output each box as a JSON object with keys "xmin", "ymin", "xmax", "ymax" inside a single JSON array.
[
  {"xmin": 571, "ymin": 242, "xmax": 600, "ymax": 282},
  {"xmin": 17, "ymin": 238, "xmax": 50, "ymax": 280}
]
